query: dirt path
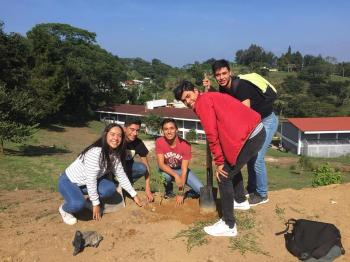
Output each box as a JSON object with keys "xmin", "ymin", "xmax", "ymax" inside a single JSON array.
[{"xmin": 0, "ymin": 184, "xmax": 349, "ymax": 261}]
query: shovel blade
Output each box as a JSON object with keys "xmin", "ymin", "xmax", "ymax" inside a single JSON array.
[{"xmin": 199, "ymin": 186, "xmax": 217, "ymax": 214}]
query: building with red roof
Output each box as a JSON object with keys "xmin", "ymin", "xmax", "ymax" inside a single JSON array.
[{"xmin": 280, "ymin": 117, "xmax": 350, "ymax": 157}]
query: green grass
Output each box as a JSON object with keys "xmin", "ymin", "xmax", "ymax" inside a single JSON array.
[
  {"xmin": 266, "ymin": 148, "xmax": 295, "ymax": 158},
  {"xmin": 173, "ymin": 220, "xmax": 214, "ymax": 252},
  {"xmin": 87, "ymin": 120, "xmax": 106, "ymax": 134},
  {"xmin": 0, "ymin": 155, "xmax": 68, "ymax": 191},
  {"xmin": 275, "ymin": 205, "xmax": 286, "ymax": 221},
  {"xmin": 173, "ymin": 210, "xmax": 269, "ymax": 255},
  {"xmin": 230, "ymin": 210, "xmax": 269, "ymax": 256}
]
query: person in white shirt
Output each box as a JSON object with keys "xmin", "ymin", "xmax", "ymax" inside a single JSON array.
[{"xmin": 58, "ymin": 123, "xmax": 142, "ymax": 225}]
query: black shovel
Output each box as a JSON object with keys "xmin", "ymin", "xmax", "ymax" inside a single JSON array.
[{"xmin": 199, "ymin": 141, "xmax": 217, "ymax": 213}]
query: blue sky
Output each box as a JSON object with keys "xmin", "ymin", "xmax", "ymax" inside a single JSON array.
[{"xmin": 1, "ymin": 0, "xmax": 349, "ymax": 66}]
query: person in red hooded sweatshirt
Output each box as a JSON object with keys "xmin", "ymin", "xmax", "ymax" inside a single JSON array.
[{"xmin": 174, "ymin": 81, "xmax": 265, "ymax": 237}]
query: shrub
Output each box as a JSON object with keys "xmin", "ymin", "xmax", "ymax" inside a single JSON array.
[
  {"xmin": 185, "ymin": 129, "xmax": 197, "ymax": 142},
  {"xmin": 312, "ymin": 163, "xmax": 343, "ymax": 187}
]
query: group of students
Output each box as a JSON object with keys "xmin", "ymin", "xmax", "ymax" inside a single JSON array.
[
  {"xmin": 58, "ymin": 59, "xmax": 278, "ymax": 238},
  {"xmin": 58, "ymin": 117, "xmax": 203, "ymax": 225}
]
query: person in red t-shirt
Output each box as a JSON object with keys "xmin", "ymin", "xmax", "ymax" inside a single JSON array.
[{"xmin": 156, "ymin": 118, "xmax": 204, "ymax": 206}]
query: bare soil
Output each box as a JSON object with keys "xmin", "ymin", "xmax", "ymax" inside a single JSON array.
[{"xmin": 0, "ymin": 184, "xmax": 349, "ymax": 262}]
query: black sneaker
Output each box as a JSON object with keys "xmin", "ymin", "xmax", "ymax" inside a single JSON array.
[
  {"xmin": 248, "ymin": 193, "xmax": 269, "ymax": 206},
  {"xmin": 164, "ymin": 191, "xmax": 176, "ymax": 199}
]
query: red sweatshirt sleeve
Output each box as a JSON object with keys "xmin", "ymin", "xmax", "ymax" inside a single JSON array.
[{"xmin": 194, "ymin": 95, "xmax": 225, "ymax": 165}]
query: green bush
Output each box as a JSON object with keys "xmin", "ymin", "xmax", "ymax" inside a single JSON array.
[
  {"xmin": 312, "ymin": 163, "xmax": 343, "ymax": 187},
  {"xmin": 186, "ymin": 129, "xmax": 197, "ymax": 142}
]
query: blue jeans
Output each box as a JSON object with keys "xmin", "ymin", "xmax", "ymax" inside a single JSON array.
[
  {"xmin": 125, "ymin": 161, "xmax": 147, "ymax": 184},
  {"xmin": 160, "ymin": 168, "xmax": 203, "ymax": 194},
  {"xmin": 247, "ymin": 112, "xmax": 278, "ymax": 197},
  {"xmin": 58, "ymin": 172, "xmax": 116, "ymax": 214}
]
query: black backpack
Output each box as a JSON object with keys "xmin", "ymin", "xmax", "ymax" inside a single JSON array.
[{"xmin": 276, "ymin": 219, "xmax": 345, "ymax": 260}]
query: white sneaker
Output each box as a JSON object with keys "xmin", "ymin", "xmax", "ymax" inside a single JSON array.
[
  {"xmin": 59, "ymin": 204, "xmax": 77, "ymax": 225},
  {"xmin": 234, "ymin": 199, "xmax": 250, "ymax": 210},
  {"xmin": 204, "ymin": 219, "xmax": 238, "ymax": 237}
]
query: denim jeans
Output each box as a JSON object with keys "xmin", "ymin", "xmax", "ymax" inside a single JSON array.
[
  {"xmin": 125, "ymin": 161, "xmax": 147, "ymax": 184},
  {"xmin": 247, "ymin": 112, "xmax": 278, "ymax": 197},
  {"xmin": 160, "ymin": 168, "xmax": 204, "ymax": 194},
  {"xmin": 58, "ymin": 172, "xmax": 116, "ymax": 214},
  {"xmin": 219, "ymin": 128, "xmax": 266, "ymax": 228}
]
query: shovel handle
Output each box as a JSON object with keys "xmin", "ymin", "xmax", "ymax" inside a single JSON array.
[{"xmin": 206, "ymin": 141, "xmax": 213, "ymax": 187}]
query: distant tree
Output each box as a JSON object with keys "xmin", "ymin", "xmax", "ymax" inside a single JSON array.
[
  {"xmin": 235, "ymin": 44, "xmax": 276, "ymax": 67},
  {"xmin": 326, "ymin": 80, "xmax": 350, "ymax": 106},
  {"xmin": 281, "ymin": 76, "xmax": 305, "ymax": 94},
  {"xmin": 27, "ymin": 23, "xmax": 127, "ymax": 121},
  {"xmin": 303, "ymin": 55, "xmax": 325, "ymax": 67},
  {"xmin": 0, "ymin": 22, "xmax": 38, "ymax": 153},
  {"xmin": 299, "ymin": 63, "xmax": 333, "ymax": 83},
  {"xmin": 143, "ymin": 113, "xmax": 162, "ymax": 135},
  {"xmin": 292, "ymin": 51, "xmax": 303, "ymax": 71},
  {"xmin": 278, "ymin": 46, "xmax": 303, "ymax": 72},
  {"xmin": 335, "ymin": 62, "xmax": 350, "ymax": 77}
]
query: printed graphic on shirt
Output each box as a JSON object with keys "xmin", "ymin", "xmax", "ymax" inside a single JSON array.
[
  {"xmin": 164, "ymin": 152, "xmax": 183, "ymax": 168},
  {"xmin": 126, "ymin": 149, "xmax": 136, "ymax": 161}
]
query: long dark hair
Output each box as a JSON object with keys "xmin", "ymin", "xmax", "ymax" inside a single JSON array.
[{"xmin": 79, "ymin": 123, "xmax": 126, "ymax": 174}]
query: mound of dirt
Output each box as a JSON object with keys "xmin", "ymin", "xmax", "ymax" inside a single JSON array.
[{"xmin": 0, "ymin": 184, "xmax": 349, "ymax": 261}]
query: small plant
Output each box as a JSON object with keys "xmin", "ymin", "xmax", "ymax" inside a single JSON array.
[
  {"xmin": 185, "ymin": 129, "xmax": 197, "ymax": 143},
  {"xmin": 173, "ymin": 220, "xmax": 214, "ymax": 252},
  {"xmin": 312, "ymin": 163, "xmax": 343, "ymax": 187},
  {"xmin": 229, "ymin": 210, "xmax": 269, "ymax": 256},
  {"xmin": 174, "ymin": 210, "xmax": 269, "ymax": 255},
  {"xmin": 150, "ymin": 172, "xmax": 166, "ymax": 205},
  {"xmin": 235, "ymin": 210, "xmax": 256, "ymax": 231},
  {"xmin": 275, "ymin": 205, "xmax": 285, "ymax": 221}
]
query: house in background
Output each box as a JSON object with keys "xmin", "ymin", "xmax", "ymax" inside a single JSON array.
[
  {"xmin": 280, "ymin": 117, "xmax": 350, "ymax": 157},
  {"xmin": 96, "ymin": 102, "xmax": 206, "ymax": 141}
]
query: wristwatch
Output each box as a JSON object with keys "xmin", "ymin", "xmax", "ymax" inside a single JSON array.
[{"xmin": 177, "ymin": 186, "xmax": 185, "ymax": 196}]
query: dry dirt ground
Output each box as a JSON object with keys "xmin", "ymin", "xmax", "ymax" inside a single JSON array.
[{"xmin": 0, "ymin": 183, "xmax": 349, "ymax": 262}]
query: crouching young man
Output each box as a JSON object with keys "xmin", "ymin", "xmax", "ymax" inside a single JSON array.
[
  {"xmin": 124, "ymin": 117, "xmax": 154, "ymax": 202},
  {"xmin": 174, "ymin": 81, "xmax": 265, "ymax": 237},
  {"xmin": 156, "ymin": 118, "xmax": 204, "ymax": 206}
]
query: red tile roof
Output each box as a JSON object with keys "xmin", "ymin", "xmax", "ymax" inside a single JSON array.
[
  {"xmin": 287, "ymin": 117, "xmax": 350, "ymax": 132},
  {"xmin": 98, "ymin": 104, "xmax": 199, "ymax": 120}
]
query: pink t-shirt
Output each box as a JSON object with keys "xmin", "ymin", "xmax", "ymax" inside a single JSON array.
[{"xmin": 155, "ymin": 136, "xmax": 192, "ymax": 169}]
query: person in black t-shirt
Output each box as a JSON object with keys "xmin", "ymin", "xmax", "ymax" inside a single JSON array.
[
  {"xmin": 123, "ymin": 117, "xmax": 154, "ymax": 202},
  {"xmin": 203, "ymin": 59, "xmax": 278, "ymax": 207}
]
